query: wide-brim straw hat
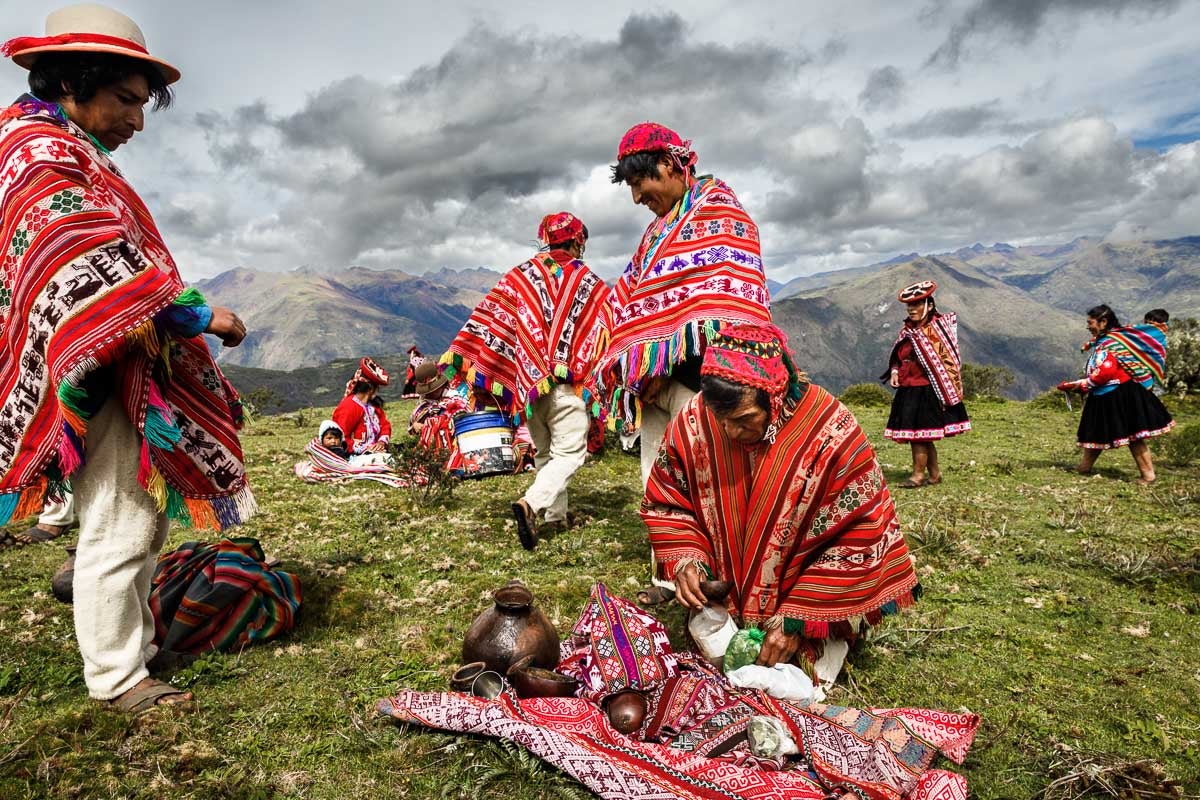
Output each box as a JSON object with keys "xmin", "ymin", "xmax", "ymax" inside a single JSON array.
[{"xmin": 3, "ymin": 4, "xmax": 180, "ymax": 84}]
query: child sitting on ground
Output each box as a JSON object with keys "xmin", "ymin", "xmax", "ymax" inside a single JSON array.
[{"xmin": 319, "ymin": 420, "xmax": 350, "ymax": 460}]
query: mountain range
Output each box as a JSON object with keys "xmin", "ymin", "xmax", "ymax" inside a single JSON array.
[{"xmin": 200, "ymin": 236, "xmax": 1200, "ymax": 407}]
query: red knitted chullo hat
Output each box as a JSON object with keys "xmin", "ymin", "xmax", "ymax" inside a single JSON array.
[
  {"xmin": 537, "ymin": 212, "xmax": 586, "ymax": 248},
  {"xmin": 701, "ymin": 323, "xmax": 792, "ymax": 395}
]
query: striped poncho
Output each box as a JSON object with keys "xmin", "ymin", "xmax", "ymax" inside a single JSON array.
[
  {"xmin": 886, "ymin": 312, "xmax": 964, "ymax": 408},
  {"xmin": 0, "ymin": 99, "xmax": 254, "ymax": 529},
  {"xmin": 642, "ymin": 384, "xmax": 918, "ymax": 640},
  {"xmin": 1084, "ymin": 323, "xmax": 1168, "ymax": 392},
  {"xmin": 600, "ymin": 177, "xmax": 771, "ymax": 425},
  {"xmin": 441, "ymin": 250, "xmax": 611, "ymax": 425}
]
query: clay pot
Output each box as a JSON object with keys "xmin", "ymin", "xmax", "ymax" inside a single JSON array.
[
  {"xmin": 507, "ymin": 655, "xmax": 579, "ymax": 699},
  {"xmin": 462, "ymin": 580, "xmax": 560, "ymax": 674},
  {"xmin": 603, "ymin": 689, "xmax": 647, "ymax": 735},
  {"xmin": 699, "ymin": 580, "xmax": 733, "ymax": 604}
]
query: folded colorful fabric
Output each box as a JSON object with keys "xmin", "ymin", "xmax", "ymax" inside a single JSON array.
[{"xmin": 150, "ymin": 537, "xmax": 301, "ymax": 654}]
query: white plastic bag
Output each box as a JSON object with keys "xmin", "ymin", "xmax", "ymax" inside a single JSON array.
[
  {"xmin": 688, "ymin": 604, "xmax": 737, "ymax": 661},
  {"xmin": 726, "ymin": 662, "xmax": 825, "ymax": 702},
  {"xmin": 747, "ymin": 715, "xmax": 799, "ymax": 759}
]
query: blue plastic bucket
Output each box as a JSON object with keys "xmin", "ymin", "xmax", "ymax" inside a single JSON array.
[{"xmin": 453, "ymin": 411, "xmax": 515, "ymax": 478}]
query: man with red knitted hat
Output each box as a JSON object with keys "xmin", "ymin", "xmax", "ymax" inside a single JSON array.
[
  {"xmin": 440, "ymin": 213, "xmax": 612, "ymax": 550},
  {"xmin": 604, "ymin": 122, "xmax": 772, "ymax": 604},
  {"xmin": 0, "ymin": 4, "xmax": 252, "ymax": 712},
  {"xmin": 641, "ymin": 322, "xmax": 918, "ymax": 685}
]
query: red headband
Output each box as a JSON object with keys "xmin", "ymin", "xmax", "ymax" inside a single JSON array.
[
  {"xmin": 2, "ymin": 33, "xmax": 150, "ymax": 58},
  {"xmin": 617, "ymin": 122, "xmax": 697, "ymax": 171}
]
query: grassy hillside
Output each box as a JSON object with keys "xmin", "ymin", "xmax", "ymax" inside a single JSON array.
[
  {"xmin": 2, "ymin": 397, "xmax": 1198, "ymax": 798},
  {"xmin": 776, "ymin": 255, "xmax": 1082, "ymax": 398}
]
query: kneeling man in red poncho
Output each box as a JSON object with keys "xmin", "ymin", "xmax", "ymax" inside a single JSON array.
[{"xmin": 641, "ymin": 322, "xmax": 919, "ymax": 685}]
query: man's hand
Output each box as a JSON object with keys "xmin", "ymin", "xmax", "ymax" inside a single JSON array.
[
  {"xmin": 206, "ymin": 306, "xmax": 246, "ymax": 347},
  {"xmin": 756, "ymin": 625, "xmax": 802, "ymax": 666},
  {"xmin": 673, "ymin": 561, "xmax": 706, "ymax": 611},
  {"xmin": 640, "ymin": 376, "xmax": 669, "ymax": 408}
]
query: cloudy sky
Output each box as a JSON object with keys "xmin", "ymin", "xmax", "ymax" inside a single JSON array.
[{"xmin": 2, "ymin": 0, "xmax": 1198, "ymax": 281}]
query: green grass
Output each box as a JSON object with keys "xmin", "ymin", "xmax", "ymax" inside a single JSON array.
[{"xmin": 2, "ymin": 397, "xmax": 1199, "ymax": 798}]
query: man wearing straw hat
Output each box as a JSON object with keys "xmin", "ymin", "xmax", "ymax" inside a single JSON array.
[{"xmin": 0, "ymin": 4, "xmax": 254, "ymax": 712}]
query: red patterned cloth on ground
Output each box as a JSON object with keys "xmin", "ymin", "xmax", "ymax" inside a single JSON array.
[
  {"xmin": 642, "ymin": 384, "xmax": 918, "ymax": 640},
  {"xmin": 0, "ymin": 99, "xmax": 253, "ymax": 529},
  {"xmin": 440, "ymin": 250, "xmax": 611, "ymax": 425},
  {"xmin": 886, "ymin": 313, "xmax": 963, "ymax": 408},
  {"xmin": 377, "ymin": 689, "xmax": 977, "ymax": 800},
  {"xmin": 600, "ymin": 177, "xmax": 771, "ymax": 425}
]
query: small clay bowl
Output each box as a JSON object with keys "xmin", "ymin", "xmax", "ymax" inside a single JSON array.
[
  {"xmin": 603, "ymin": 689, "xmax": 647, "ymax": 735},
  {"xmin": 450, "ymin": 661, "xmax": 488, "ymax": 693},
  {"xmin": 507, "ymin": 656, "xmax": 579, "ymax": 699},
  {"xmin": 699, "ymin": 580, "xmax": 733, "ymax": 604}
]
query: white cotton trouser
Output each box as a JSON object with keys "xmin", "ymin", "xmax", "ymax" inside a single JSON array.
[
  {"xmin": 38, "ymin": 490, "xmax": 76, "ymax": 527},
  {"xmin": 522, "ymin": 384, "xmax": 589, "ymax": 523},
  {"xmin": 637, "ymin": 379, "xmax": 697, "ymax": 590},
  {"xmin": 638, "ymin": 379, "xmax": 698, "ymax": 489},
  {"xmin": 72, "ymin": 399, "xmax": 170, "ymax": 700}
]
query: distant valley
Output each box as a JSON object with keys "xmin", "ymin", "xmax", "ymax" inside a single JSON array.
[{"xmin": 202, "ymin": 236, "xmax": 1200, "ymax": 408}]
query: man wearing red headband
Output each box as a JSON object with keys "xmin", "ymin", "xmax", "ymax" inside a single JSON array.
[
  {"xmin": 0, "ymin": 5, "xmax": 252, "ymax": 712},
  {"xmin": 604, "ymin": 122, "xmax": 772, "ymax": 603},
  {"xmin": 642, "ymin": 323, "xmax": 918, "ymax": 685},
  {"xmin": 441, "ymin": 213, "xmax": 612, "ymax": 549},
  {"xmin": 603, "ymin": 123, "xmax": 772, "ymax": 484}
]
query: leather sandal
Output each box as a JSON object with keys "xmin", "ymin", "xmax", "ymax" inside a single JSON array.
[
  {"xmin": 107, "ymin": 678, "xmax": 192, "ymax": 714},
  {"xmin": 50, "ymin": 546, "xmax": 76, "ymax": 604}
]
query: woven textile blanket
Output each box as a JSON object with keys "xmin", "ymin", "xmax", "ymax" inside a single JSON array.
[
  {"xmin": 377, "ymin": 689, "xmax": 977, "ymax": 800},
  {"xmin": 600, "ymin": 177, "xmax": 771, "ymax": 425},
  {"xmin": 293, "ymin": 440, "xmax": 416, "ymax": 488},
  {"xmin": 0, "ymin": 99, "xmax": 253, "ymax": 530},
  {"xmin": 1087, "ymin": 324, "xmax": 1167, "ymax": 391},
  {"xmin": 150, "ymin": 537, "xmax": 301, "ymax": 654},
  {"xmin": 442, "ymin": 250, "xmax": 611, "ymax": 425},
  {"xmin": 643, "ymin": 384, "xmax": 918, "ymax": 641},
  {"xmin": 888, "ymin": 313, "xmax": 963, "ymax": 408}
]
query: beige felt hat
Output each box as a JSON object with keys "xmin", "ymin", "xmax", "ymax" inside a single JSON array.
[{"xmin": 2, "ymin": 4, "xmax": 180, "ymax": 84}]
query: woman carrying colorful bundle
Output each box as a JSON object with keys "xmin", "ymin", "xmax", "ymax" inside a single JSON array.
[
  {"xmin": 881, "ymin": 280, "xmax": 971, "ymax": 488},
  {"xmin": 1057, "ymin": 304, "xmax": 1173, "ymax": 484}
]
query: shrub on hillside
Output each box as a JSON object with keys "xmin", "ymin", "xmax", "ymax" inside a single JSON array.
[
  {"xmin": 961, "ymin": 362, "xmax": 1014, "ymax": 401},
  {"xmin": 840, "ymin": 382, "xmax": 893, "ymax": 407},
  {"xmin": 1152, "ymin": 422, "xmax": 1200, "ymax": 467},
  {"xmin": 1165, "ymin": 318, "xmax": 1200, "ymax": 396},
  {"xmin": 1028, "ymin": 388, "xmax": 1079, "ymax": 412}
]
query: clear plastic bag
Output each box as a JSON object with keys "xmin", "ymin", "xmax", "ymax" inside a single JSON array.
[
  {"xmin": 747, "ymin": 715, "xmax": 799, "ymax": 759},
  {"xmin": 688, "ymin": 604, "xmax": 737, "ymax": 662}
]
